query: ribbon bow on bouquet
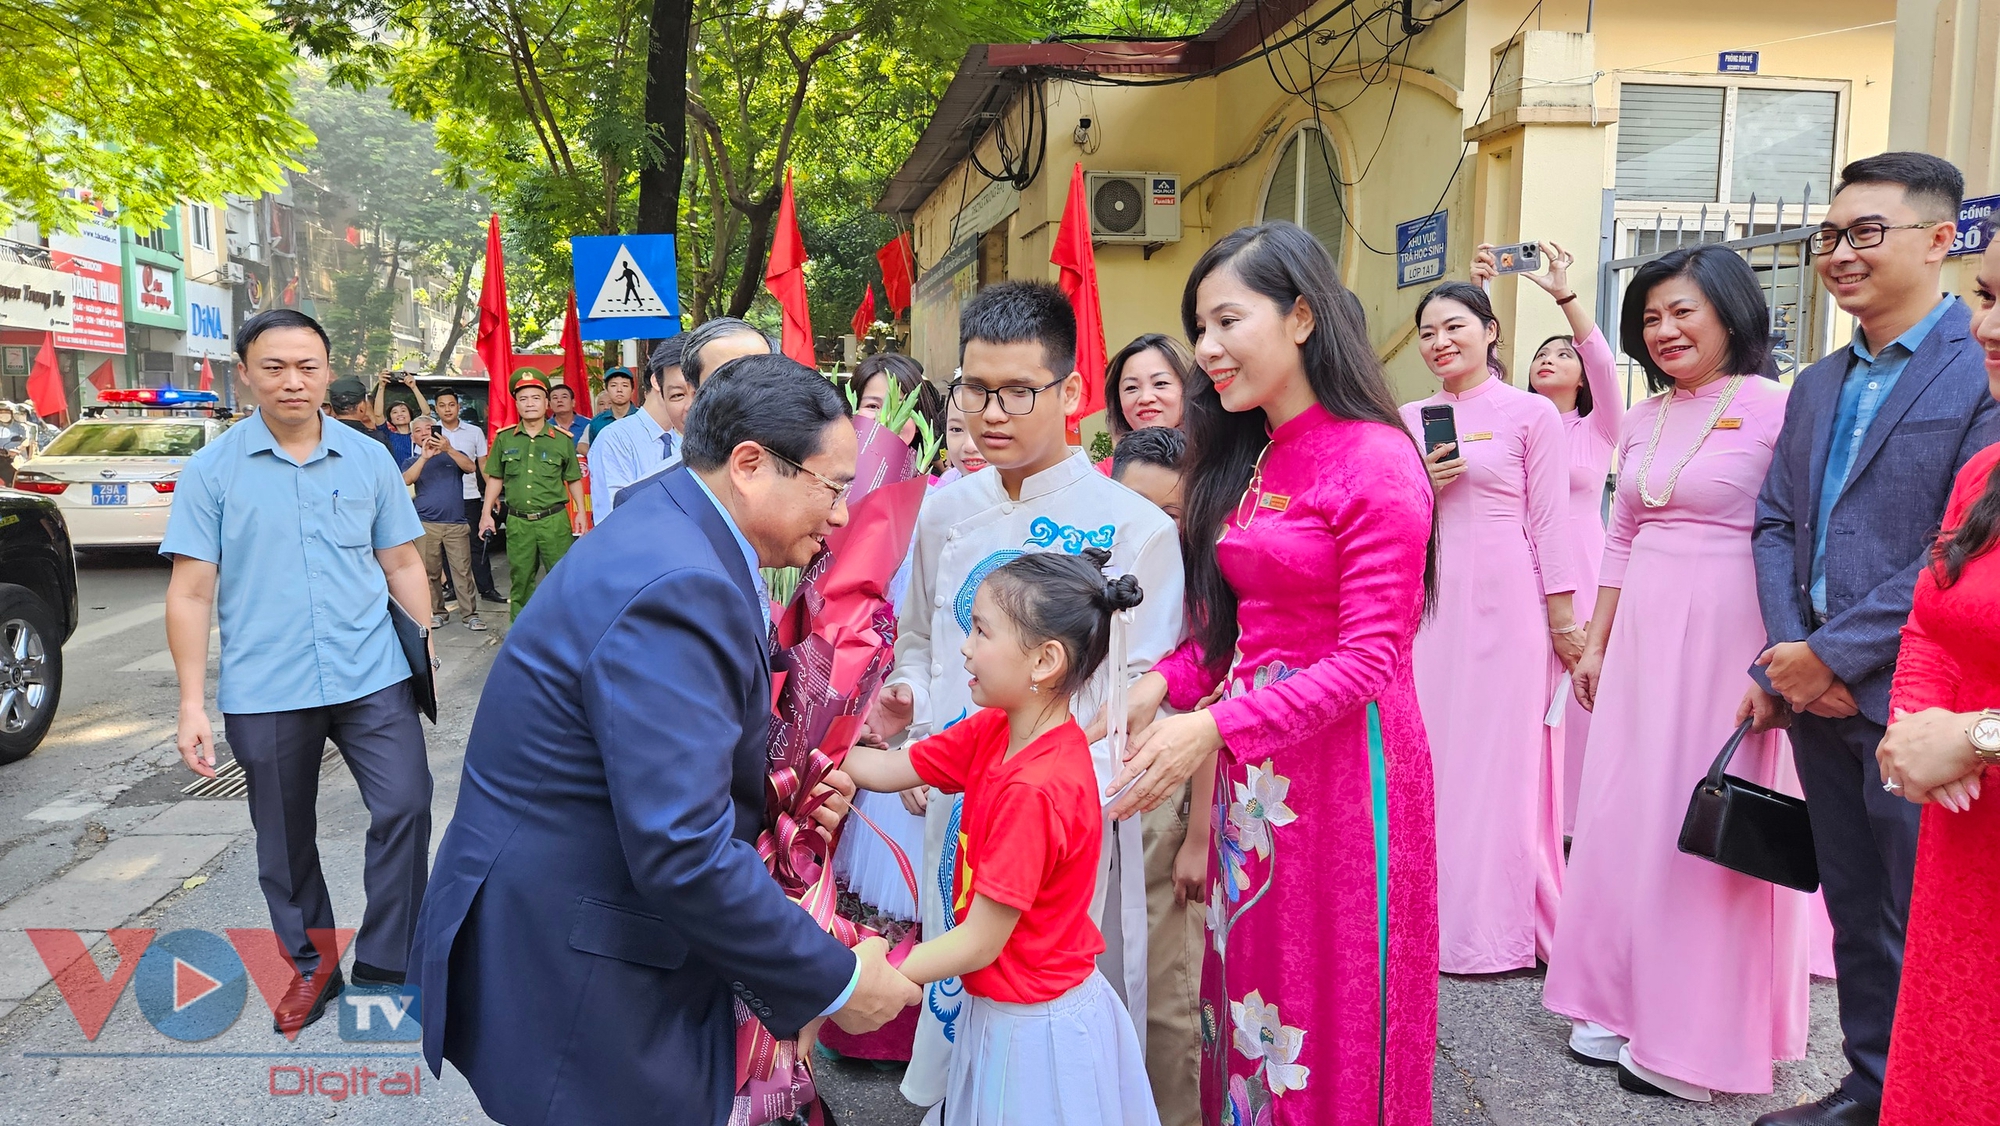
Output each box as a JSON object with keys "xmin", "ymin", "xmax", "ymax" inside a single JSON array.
[{"xmin": 731, "ymin": 406, "xmax": 934, "ymax": 1126}]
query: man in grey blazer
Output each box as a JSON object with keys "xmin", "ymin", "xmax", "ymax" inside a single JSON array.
[{"xmin": 1749, "ymin": 152, "xmax": 2000, "ymax": 1126}]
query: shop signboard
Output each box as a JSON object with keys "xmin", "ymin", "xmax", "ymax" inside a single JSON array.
[
  {"xmin": 0, "ymin": 260, "xmax": 74, "ymax": 333},
  {"xmin": 49, "ymin": 228, "xmax": 125, "ymax": 355},
  {"xmin": 128, "ymin": 261, "xmax": 181, "ymax": 326},
  {"xmin": 181, "ymin": 282, "xmax": 233, "ymax": 358}
]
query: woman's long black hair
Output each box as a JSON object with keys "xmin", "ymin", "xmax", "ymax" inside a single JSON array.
[
  {"xmin": 1179, "ymin": 221, "xmax": 1439, "ymax": 664},
  {"xmin": 1934, "ymin": 461, "xmax": 2000, "ymax": 587}
]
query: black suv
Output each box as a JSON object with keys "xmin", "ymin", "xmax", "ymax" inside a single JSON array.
[{"xmin": 0, "ymin": 492, "xmax": 77, "ymax": 763}]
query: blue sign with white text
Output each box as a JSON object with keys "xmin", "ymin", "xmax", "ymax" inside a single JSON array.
[
  {"xmin": 1718, "ymin": 51, "xmax": 1759, "ymax": 74},
  {"xmin": 571, "ymin": 235, "xmax": 681, "ymax": 340},
  {"xmin": 1396, "ymin": 212, "xmax": 1448, "ymax": 288},
  {"xmin": 1950, "ymin": 194, "xmax": 1999, "ymax": 257}
]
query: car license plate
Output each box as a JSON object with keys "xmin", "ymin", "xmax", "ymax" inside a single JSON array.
[{"xmin": 91, "ymin": 484, "xmax": 127, "ymax": 506}]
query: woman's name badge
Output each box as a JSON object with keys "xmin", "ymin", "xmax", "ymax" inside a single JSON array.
[
  {"xmin": 1462, "ymin": 431, "xmax": 1495, "ymax": 442},
  {"xmin": 1714, "ymin": 418, "xmax": 1743, "ymax": 429},
  {"xmin": 1258, "ymin": 493, "xmax": 1291, "ymax": 512}
]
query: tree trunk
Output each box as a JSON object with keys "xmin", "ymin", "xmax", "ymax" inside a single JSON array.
[
  {"xmin": 431, "ymin": 257, "xmax": 477, "ymax": 375},
  {"xmin": 725, "ymin": 196, "xmax": 777, "ymax": 318},
  {"xmin": 636, "ymin": 0, "xmax": 691, "ymax": 236}
]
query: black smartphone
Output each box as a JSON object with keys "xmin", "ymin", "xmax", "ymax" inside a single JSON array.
[{"xmin": 1420, "ymin": 404, "xmax": 1458, "ymax": 456}]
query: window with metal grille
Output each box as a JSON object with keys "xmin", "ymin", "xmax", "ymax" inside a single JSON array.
[
  {"xmin": 1616, "ymin": 82, "xmax": 1838, "ymax": 206},
  {"xmin": 1260, "ymin": 125, "xmax": 1346, "ymax": 268}
]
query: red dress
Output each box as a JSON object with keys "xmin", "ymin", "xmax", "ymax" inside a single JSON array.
[{"xmin": 1881, "ymin": 442, "xmax": 2000, "ymax": 1126}]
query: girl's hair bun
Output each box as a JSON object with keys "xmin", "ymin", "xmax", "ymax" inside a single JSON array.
[{"xmin": 1102, "ymin": 573, "xmax": 1145, "ymax": 612}]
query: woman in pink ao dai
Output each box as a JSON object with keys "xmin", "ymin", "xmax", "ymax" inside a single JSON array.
[
  {"xmin": 1544, "ymin": 246, "xmax": 1810, "ymax": 1102},
  {"xmin": 1402, "ymin": 281, "xmax": 1582, "ymax": 975}
]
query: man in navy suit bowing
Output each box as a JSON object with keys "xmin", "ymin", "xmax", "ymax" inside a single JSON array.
[{"xmin": 413, "ymin": 354, "xmax": 919, "ymax": 1125}]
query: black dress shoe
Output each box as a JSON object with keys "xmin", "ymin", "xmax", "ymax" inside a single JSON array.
[
  {"xmin": 1752, "ymin": 1091, "xmax": 1880, "ymax": 1126},
  {"xmin": 1568, "ymin": 1046, "xmax": 1619, "ymax": 1069},
  {"xmin": 1618, "ymin": 1064, "xmax": 1672, "ymax": 1097}
]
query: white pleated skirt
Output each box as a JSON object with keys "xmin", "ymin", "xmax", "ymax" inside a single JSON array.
[
  {"xmin": 940, "ymin": 971, "xmax": 1161, "ymax": 1126},
  {"xmin": 833, "ymin": 788, "xmax": 926, "ymax": 919}
]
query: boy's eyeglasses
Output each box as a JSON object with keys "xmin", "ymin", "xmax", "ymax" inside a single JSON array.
[
  {"xmin": 760, "ymin": 445, "xmax": 851, "ymax": 505},
  {"xmin": 1808, "ymin": 221, "xmax": 1941, "ymax": 256},
  {"xmin": 949, "ymin": 375, "xmax": 1066, "ymax": 416}
]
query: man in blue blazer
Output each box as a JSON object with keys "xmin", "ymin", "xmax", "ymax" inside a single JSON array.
[
  {"xmin": 1750, "ymin": 153, "xmax": 2000, "ymax": 1126},
  {"xmin": 412, "ymin": 355, "xmax": 920, "ymax": 1125}
]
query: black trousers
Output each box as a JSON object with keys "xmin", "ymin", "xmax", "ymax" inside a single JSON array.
[
  {"xmin": 463, "ymin": 496, "xmax": 500, "ymax": 596},
  {"xmin": 1790, "ymin": 710, "xmax": 1922, "ymax": 1104},
  {"xmin": 224, "ymin": 679, "xmax": 432, "ymax": 976}
]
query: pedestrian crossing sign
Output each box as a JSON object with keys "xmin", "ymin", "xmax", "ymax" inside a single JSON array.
[{"xmin": 570, "ymin": 234, "xmax": 681, "ymax": 340}]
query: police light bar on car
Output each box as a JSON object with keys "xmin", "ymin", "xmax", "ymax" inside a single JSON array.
[{"xmin": 96, "ymin": 388, "xmax": 220, "ymax": 406}]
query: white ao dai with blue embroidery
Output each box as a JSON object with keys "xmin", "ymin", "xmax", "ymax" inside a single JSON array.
[{"xmin": 885, "ymin": 451, "xmax": 1186, "ymax": 1109}]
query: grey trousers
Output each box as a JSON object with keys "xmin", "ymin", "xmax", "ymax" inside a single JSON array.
[
  {"xmin": 224, "ymin": 679, "xmax": 432, "ymax": 976},
  {"xmin": 1791, "ymin": 710, "xmax": 1921, "ymax": 1104}
]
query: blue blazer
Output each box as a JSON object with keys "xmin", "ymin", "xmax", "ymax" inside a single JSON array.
[
  {"xmin": 412, "ymin": 466, "xmax": 854, "ymax": 1126},
  {"xmin": 1751, "ymin": 297, "xmax": 2000, "ymax": 724}
]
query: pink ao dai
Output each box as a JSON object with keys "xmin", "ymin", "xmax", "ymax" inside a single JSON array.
[
  {"xmin": 1542, "ymin": 374, "xmax": 1812, "ymax": 1094},
  {"xmin": 1401, "ymin": 377, "xmax": 1578, "ymax": 975},
  {"xmin": 1557, "ymin": 327, "xmax": 1623, "ymax": 832}
]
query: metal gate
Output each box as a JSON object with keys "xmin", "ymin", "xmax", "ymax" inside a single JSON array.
[{"xmin": 1594, "ymin": 191, "xmax": 1831, "ymax": 413}]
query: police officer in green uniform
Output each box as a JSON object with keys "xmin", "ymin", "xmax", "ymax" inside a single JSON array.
[{"xmin": 479, "ymin": 369, "xmax": 584, "ymax": 619}]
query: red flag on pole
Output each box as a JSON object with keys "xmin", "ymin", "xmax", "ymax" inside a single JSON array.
[
  {"xmin": 198, "ymin": 357, "xmax": 214, "ymax": 392},
  {"xmin": 475, "ymin": 214, "xmax": 517, "ymax": 438},
  {"xmin": 1050, "ymin": 163, "xmax": 1108, "ymax": 435},
  {"xmin": 875, "ymin": 234, "xmax": 913, "ymax": 319},
  {"xmin": 849, "ymin": 284, "xmax": 876, "ymax": 340},
  {"xmin": 27, "ymin": 333, "xmax": 68, "ymax": 424},
  {"xmin": 764, "ymin": 169, "xmax": 815, "ymax": 367},
  {"xmin": 560, "ymin": 291, "xmax": 594, "ymax": 531},
  {"xmin": 86, "ymin": 359, "xmax": 115, "ymax": 394}
]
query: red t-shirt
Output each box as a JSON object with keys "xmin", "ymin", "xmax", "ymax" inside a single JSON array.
[{"xmin": 908, "ymin": 707, "xmax": 1105, "ymax": 1003}]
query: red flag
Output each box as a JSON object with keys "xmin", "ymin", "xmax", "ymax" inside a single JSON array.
[
  {"xmin": 475, "ymin": 214, "xmax": 517, "ymax": 438},
  {"xmin": 875, "ymin": 234, "xmax": 913, "ymax": 318},
  {"xmin": 1050, "ymin": 164, "xmax": 1108, "ymax": 435},
  {"xmin": 27, "ymin": 333, "xmax": 67, "ymax": 424},
  {"xmin": 560, "ymin": 291, "xmax": 594, "ymax": 531},
  {"xmin": 849, "ymin": 284, "xmax": 876, "ymax": 340},
  {"xmin": 87, "ymin": 359, "xmax": 114, "ymax": 394},
  {"xmin": 198, "ymin": 357, "xmax": 214, "ymax": 392},
  {"xmin": 764, "ymin": 169, "xmax": 815, "ymax": 367}
]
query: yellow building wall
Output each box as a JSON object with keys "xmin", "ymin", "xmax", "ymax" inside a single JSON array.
[{"xmin": 904, "ymin": 0, "xmax": 1894, "ymax": 410}]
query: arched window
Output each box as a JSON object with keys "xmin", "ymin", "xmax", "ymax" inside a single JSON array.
[{"xmin": 1260, "ymin": 124, "xmax": 1346, "ymax": 267}]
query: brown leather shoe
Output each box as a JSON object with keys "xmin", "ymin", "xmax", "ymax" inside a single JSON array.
[{"xmin": 272, "ymin": 966, "xmax": 344, "ymax": 1035}]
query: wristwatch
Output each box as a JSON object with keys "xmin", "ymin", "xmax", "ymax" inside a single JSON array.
[{"xmin": 1970, "ymin": 710, "xmax": 2000, "ymax": 765}]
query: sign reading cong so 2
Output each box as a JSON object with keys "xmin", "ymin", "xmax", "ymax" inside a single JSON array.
[
  {"xmin": 1950, "ymin": 195, "xmax": 1999, "ymax": 257},
  {"xmin": 1396, "ymin": 212, "xmax": 1448, "ymax": 288}
]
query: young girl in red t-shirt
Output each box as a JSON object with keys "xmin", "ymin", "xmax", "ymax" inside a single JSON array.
[{"xmin": 843, "ymin": 548, "xmax": 1159, "ymax": 1125}]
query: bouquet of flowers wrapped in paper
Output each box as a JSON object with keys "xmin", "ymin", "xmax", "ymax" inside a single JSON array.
[{"xmin": 730, "ymin": 378, "xmax": 939, "ymax": 1126}]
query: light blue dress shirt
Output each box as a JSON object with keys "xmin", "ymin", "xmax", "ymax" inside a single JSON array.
[
  {"xmin": 588, "ymin": 408, "xmax": 679, "ymax": 520},
  {"xmin": 1811, "ymin": 297, "xmax": 1953, "ymax": 614},
  {"xmin": 687, "ymin": 469, "xmax": 857, "ymax": 1014},
  {"xmin": 160, "ymin": 411, "xmax": 426, "ymax": 714}
]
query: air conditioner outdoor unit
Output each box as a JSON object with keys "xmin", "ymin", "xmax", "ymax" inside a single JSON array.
[
  {"xmin": 1085, "ymin": 172, "xmax": 1181, "ymax": 244},
  {"xmin": 225, "ymin": 263, "xmax": 245, "ymax": 284}
]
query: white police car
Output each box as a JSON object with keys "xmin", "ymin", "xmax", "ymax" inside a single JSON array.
[{"xmin": 9, "ymin": 388, "xmax": 231, "ymax": 549}]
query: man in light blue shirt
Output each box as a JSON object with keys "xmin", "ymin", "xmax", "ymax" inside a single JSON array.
[
  {"xmin": 1809, "ymin": 294, "xmax": 1954, "ymax": 615},
  {"xmin": 163, "ymin": 309, "xmax": 436, "ymax": 1035},
  {"xmin": 587, "ymin": 335, "xmax": 688, "ymax": 519}
]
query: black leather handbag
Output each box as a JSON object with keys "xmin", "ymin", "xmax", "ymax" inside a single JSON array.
[{"xmin": 1676, "ymin": 718, "xmax": 1820, "ymax": 892}]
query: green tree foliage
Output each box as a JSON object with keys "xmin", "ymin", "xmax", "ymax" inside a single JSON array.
[
  {"xmin": 291, "ymin": 74, "xmax": 490, "ymax": 374},
  {"xmin": 0, "ymin": 0, "xmax": 313, "ymax": 233}
]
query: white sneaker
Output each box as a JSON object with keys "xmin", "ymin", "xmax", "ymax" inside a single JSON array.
[{"xmin": 1616, "ymin": 1044, "xmax": 1712, "ymax": 1102}]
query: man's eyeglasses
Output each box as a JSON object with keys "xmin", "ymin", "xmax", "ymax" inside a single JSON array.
[
  {"xmin": 949, "ymin": 375, "xmax": 1067, "ymax": 416},
  {"xmin": 1808, "ymin": 221, "xmax": 1942, "ymax": 256},
  {"xmin": 760, "ymin": 445, "xmax": 851, "ymax": 505}
]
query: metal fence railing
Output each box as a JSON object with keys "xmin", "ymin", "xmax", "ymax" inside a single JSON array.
[{"xmin": 1596, "ymin": 191, "xmax": 1830, "ymax": 413}]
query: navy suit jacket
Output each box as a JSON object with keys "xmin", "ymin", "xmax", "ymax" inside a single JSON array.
[
  {"xmin": 1751, "ymin": 297, "xmax": 2000, "ymax": 724},
  {"xmin": 412, "ymin": 466, "xmax": 854, "ymax": 1126}
]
